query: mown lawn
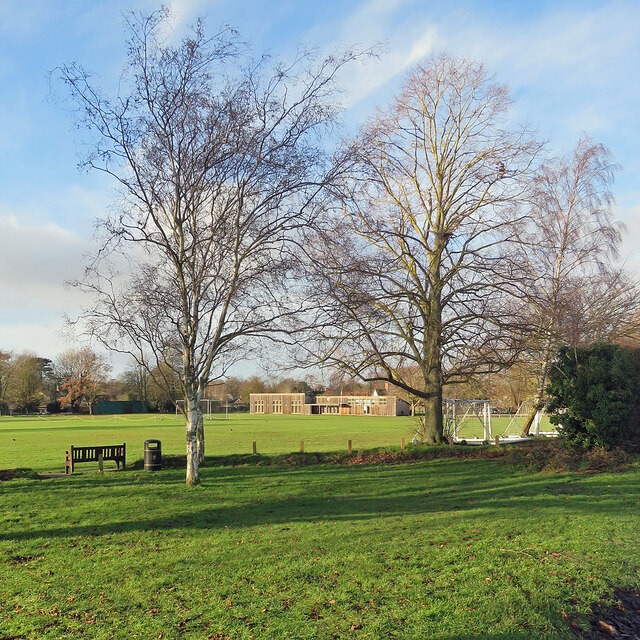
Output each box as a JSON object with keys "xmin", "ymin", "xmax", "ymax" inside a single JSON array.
[
  {"xmin": 0, "ymin": 413, "xmax": 552, "ymax": 474},
  {"xmin": 1, "ymin": 456, "xmax": 638, "ymax": 639}
]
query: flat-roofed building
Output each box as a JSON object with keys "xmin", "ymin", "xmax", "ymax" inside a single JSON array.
[
  {"xmin": 249, "ymin": 392, "xmax": 410, "ymax": 416},
  {"xmin": 314, "ymin": 394, "xmax": 410, "ymax": 416},
  {"xmin": 249, "ymin": 392, "xmax": 314, "ymax": 415}
]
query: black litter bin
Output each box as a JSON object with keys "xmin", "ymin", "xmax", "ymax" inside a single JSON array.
[{"xmin": 144, "ymin": 439, "xmax": 162, "ymax": 471}]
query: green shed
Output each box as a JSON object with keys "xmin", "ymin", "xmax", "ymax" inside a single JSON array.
[{"xmin": 94, "ymin": 400, "xmax": 149, "ymax": 414}]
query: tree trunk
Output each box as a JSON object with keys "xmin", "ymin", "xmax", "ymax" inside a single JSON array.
[
  {"xmin": 197, "ymin": 409, "xmax": 205, "ymax": 465},
  {"xmin": 523, "ymin": 338, "xmax": 553, "ymax": 435},
  {"xmin": 422, "ymin": 235, "xmax": 444, "ymax": 444},
  {"xmin": 422, "ymin": 391, "xmax": 443, "ymax": 443},
  {"xmin": 185, "ymin": 394, "xmax": 200, "ymax": 486}
]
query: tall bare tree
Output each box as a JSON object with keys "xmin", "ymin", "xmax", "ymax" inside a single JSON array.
[
  {"xmin": 57, "ymin": 349, "xmax": 111, "ymax": 414},
  {"xmin": 511, "ymin": 136, "xmax": 640, "ymax": 433},
  {"xmin": 304, "ymin": 55, "xmax": 539, "ymax": 443},
  {"xmin": 60, "ymin": 10, "xmax": 355, "ymax": 484},
  {"xmin": 120, "ymin": 363, "xmax": 150, "ymax": 404}
]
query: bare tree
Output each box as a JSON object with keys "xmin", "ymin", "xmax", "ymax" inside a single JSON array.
[
  {"xmin": 57, "ymin": 349, "xmax": 111, "ymax": 414},
  {"xmin": 303, "ymin": 55, "xmax": 539, "ymax": 443},
  {"xmin": 119, "ymin": 363, "xmax": 150, "ymax": 404},
  {"xmin": 511, "ymin": 136, "xmax": 640, "ymax": 433},
  {"xmin": 59, "ymin": 10, "xmax": 356, "ymax": 484}
]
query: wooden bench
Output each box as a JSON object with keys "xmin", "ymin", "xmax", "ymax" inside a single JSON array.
[{"xmin": 65, "ymin": 444, "xmax": 126, "ymax": 474}]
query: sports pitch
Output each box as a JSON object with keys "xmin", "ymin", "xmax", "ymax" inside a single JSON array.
[{"xmin": 0, "ymin": 413, "xmax": 551, "ymax": 474}]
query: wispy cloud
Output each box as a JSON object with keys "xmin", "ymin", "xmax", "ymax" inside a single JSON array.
[
  {"xmin": 161, "ymin": 0, "xmax": 218, "ymax": 41},
  {"xmin": 318, "ymin": 0, "xmax": 640, "ymax": 132},
  {"xmin": 310, "ymin": 0, "xmax": 440, "ymax": 107}
]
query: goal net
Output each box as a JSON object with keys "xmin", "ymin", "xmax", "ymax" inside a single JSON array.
[
  {"xmin": 444, "ymin": 399, "xmax": 492, "ymax": 444},
  {"xmin": 174, "ymin": 399, "xmax": 219, "ymax": 418}
]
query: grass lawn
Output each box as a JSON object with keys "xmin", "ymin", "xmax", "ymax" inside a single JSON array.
[
  {"xmin": 1, "ymin": 453, "xmax": 639, "ymax": 639},
  {"xmin": 0, "ymin": 413, "xmax": 553, "ymax": 474}
]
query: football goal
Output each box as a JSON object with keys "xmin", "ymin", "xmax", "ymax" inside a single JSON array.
[
  {"xmin": 175, "ymin": 399, "xmax": 229, "ymax": 419},
  {"xmin": 444, "ymin": 399, "xmax": 493, "ymax": 444}
]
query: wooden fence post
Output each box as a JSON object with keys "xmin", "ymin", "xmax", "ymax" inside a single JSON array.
[
  {"xmin": 401, "ymin": 438, "xmax": 405, "ymax": 450},
  {"xmin": 252, "ymin": 441, "xmax": 257, "ymax": 455},
  {"xmin": 495, "ymin": 436, "xmax": 500, "ymax": 447},
  {"xmin": 300, "ymin": 440, "xmax": 304, "ymax": 453},
  {"xmin": 348, "ymin": 439, "xmax": 352, "ymax": 454}
]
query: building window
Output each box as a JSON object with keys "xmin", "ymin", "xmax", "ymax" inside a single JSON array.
[
  {"xmin": 272, "ymin": 399, "xmax": 282, "ymax": 414},
  {"xmin": 255, "ymin": 400, "xmax": 264, "ymax": 414},
  {"xmin": 292, "ymin": 400, "xmax": 301, "ymax": 414}
]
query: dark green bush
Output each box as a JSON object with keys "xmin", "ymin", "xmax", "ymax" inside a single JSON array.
[{"xmin": 546, "ymin": 344, "xmax": 640, "ymax": 449}]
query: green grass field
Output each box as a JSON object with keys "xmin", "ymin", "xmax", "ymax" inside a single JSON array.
[
  {"xmin": 2, "ymin": 413, "xmax": 634, "ymax": 640},
  {"xmin": 0, "ymin": 413, "xmax": 415, "ymax": 474},
  {"xmin": 0, "ymin": 413, "xmax": 552, "ymax": 474}
]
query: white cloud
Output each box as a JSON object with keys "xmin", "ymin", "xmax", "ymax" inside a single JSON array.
[
  {"xmin": 0, "ymin": 210, "xmax": 96, "ymax": 358},
  {"xmin": 0, "ymin": 213, "xmax": 86, "ymax": 312},
  {"xmin": 162, "ymin": 0, "xmax": 214, "ymax": 41},
  {"xmin": 0, "ymin": 322, "xmax": 66, "ymax": 359}
]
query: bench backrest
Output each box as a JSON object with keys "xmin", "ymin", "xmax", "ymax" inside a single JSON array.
[{"xmin": 71, "ymin": 444, "xmax": 125, "ymax": 462}]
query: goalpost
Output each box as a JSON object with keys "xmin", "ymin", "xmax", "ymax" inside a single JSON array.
[
  {"xmin": 413, "ymin": 397, "xmax": 556, "ymax": 445},
  {"xmin": 411, "ymin": 399, "xmax": 493, "ymax": 444},
  {"xmin": 444, "ymin": 399, "xmax": 493, "ymax": 444},
  {"xmin": 174, "ymin": 398, "xmax": 231, "ymax": 419},
  {"xmin": 175, "ymin": 399, "xmax": 215, "ymax": 418},
  {"xmin": 501, "ymin": 399, "xmax": 557, "ymax": 439}
]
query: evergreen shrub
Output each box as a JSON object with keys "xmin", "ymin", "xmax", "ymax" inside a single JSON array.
[{"xmin": 546, "ymin": 343, "xmax": 640, "ymax": 449}]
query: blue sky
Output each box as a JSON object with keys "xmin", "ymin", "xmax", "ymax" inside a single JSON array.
[{"xmin": 0, "ymin": 0, "xmax": 639, "ymax": 372}]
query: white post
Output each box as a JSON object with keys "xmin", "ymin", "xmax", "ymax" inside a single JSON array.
[
  {"xmin": 486, "ymin": 402, "xmax": 492, "ymax": 440},
  {"xmin": 445, "ymin": 400, "xmax": 450, "ymax": 440},
  {"xmin": 453, "ymin": 401, "xmax": 457, "ymax": 441},
  {"xmin": 534, "ymin": 410, "xmax": 540, "ymax": 436},
  {"xmin": 482, "ymin": 403, "xmax": 486, "ymax": 440}
]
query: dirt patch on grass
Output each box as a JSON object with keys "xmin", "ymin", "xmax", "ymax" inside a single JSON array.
[
  {"xmin": 502, "ymin": 440, "xmax": 631, "ymax": 473},
  {"xmin": 128, "ymin": 439, "xmax": 633, "ymax": 474},
  {"xmin": 0, "ymin": 468, "xmax": 37, "ymax": 482},
  {"xmin": 572, "ymin": 587, "xmax": 640, "ymax": 639}
]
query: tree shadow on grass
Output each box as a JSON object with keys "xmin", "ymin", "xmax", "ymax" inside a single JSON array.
[{"xmin": 1, "ymin": 459, "xmax": 638, "ymax": 543}]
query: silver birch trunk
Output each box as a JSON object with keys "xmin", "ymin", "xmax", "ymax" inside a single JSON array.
[
  {"xmin": 185, "ymin": 393, "xmax": 200, "ymax": 486},
  {"xmin": 197, "ymin": 409, "xmax": 205, "ymax": 465},
  {"xmin": 523, "ymin": 333, "xmax": 554, "ymax": 435}
]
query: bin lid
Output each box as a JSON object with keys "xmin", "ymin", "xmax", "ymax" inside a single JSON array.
[{"xmin": 144, "ymin": 439, "xmax": 161, "ymax": 447}]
